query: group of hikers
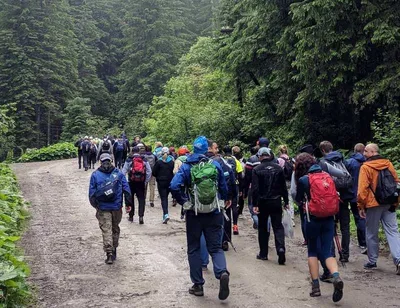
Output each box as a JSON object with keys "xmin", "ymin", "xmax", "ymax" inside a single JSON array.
[{"xmin": 86, "ymin": 134, "xmax": 400, "ymax": 303}]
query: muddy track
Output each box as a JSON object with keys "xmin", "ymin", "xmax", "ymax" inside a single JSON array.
[{"xmin": 13, "ymin": 159, "xmax": 400, "ymax": 308}]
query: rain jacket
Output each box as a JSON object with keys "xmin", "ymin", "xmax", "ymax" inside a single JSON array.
[
  {"xmin": 346, "ymin": 153, "xmax": 366, "ymax": 202},
  {"xmin": 153, "ymin": 156, "xmax": 175, "ymax": 188},
  {"xmin": 357, "ymin": 155, "xmax": 399, "ymax": 210}
]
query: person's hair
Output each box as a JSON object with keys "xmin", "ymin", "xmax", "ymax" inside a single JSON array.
[
  {"xmin": 207, "ymin": 139, "xmax": 215, "ymax": 148},
  {"xmin": 354, "ymin": 143, "xmax": 365, "ymax": 153},
  {"xmin": 319, "ymin": 141, "xmax": 333, "ymax": 154},
  {"xmin": 146, "ymin": 145, "xmax": 152, "ymax": 152},
  {"xmin": 250, "ymin": 146, "xmax": 259, "ymax": 155},
  {"xmin": 278, "ymin": 145, "xmax": 288, "ymax": 155},
  {"xmin": 295, "ymin": 153, "xmax": 316, "ymax": 183},
  {"xmin": 223, "ymin": 145, "xmax": 232, "ymax": 155},
  {"xmin": 155, "ymin": 141, "xmax": 163, "ymax": 148},
  {"xmin": 366, "ymin": 143, "xmax": 379, "ymax": 154},
  {"xmin": 132, "ymin": 146, "xmax": 139, "ymax": 154}
]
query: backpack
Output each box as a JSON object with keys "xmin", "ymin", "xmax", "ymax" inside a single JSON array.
[
  {"xmin": 130, "ymin": 156, "xmax": 146, "ymax": 182},
  {"xmin": 190, "ymin": 159, "xmax": 220, "ymax": 214},
  {"xmin": 94, "ymin": 170, "xmax": 120, "ymax": 203},
  {"xmin": 371, "ymin": 168, "xmax": 399, "ymax": 205},
  {"xmin": 144, "ymin": 154, "xmax": 156, "ymax": 168},
  {"xmin": 90, "ymin": 144, "xmax": 97, "ymax": 154},
  {"xmin": 306, "ymin": 172, "xmax": 339, "ymax": 218},
  {"xmin": 115, "ymin": 141, "xmax": 124, "ymax": 153},
  {"xmin": 82, "ymin": 141, "xmax": 90, "ymax": 153},
  {"xmin": 102, "ymin": 141, "xmax": 111, "ymax": 152},
  {"xmin": 178, "ymin": 155, "xmax": 188, "ymax": 163},
  {"xmin": 328, "ymin": 160, "xmax": 352, "ymax": 190},
  {"xmin": 282, "ymin": 157, "xmax": 294, "ymax": 181}
]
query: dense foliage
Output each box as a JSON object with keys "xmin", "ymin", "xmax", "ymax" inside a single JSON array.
[
  {"xmin": 0, "ymin": 164, "xmax": 30, "ymax": 307},
  {"xmin": 18, "ymin": 143, "xmax": 77, "ymax": 163}
]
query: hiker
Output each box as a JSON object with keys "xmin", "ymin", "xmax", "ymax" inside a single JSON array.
[
  {"xmin": 245, "ymin": 146, "xmax": 260, "ymax": 229},
  {"xmin": 89, "ymin": 153, "xmax": 133, "ymax": 264},
  {"xmin": 295, "ymin": 153, "xmax": 344, "ymax": 302},
  {"xmin": 169, "ymin": 147, "xmax": 178, "ymax": 160},
  {"xmin": 170, "ymin": 136, "xmax": 231, "ymax": 300},
  {"xmin": 131, "ymin": 135, "xmax": 141, "ymax": 147},
  {"xmin": 319, "ymin": 141, "xmax": 353, "ymax": 263},
  {"xmin": 97, "ymin": 136, "xmax": 113, "ymax": 161},
  {"xmin": 223, "ymin": 145, "xmax": 243, "ymax": 235},
  {"xmin": 81, "ymin": 136, "xmax": 91, "ymax": 171},
  {"xmin": 173, "ymin": 147, "xmax": 190, "ymax": 212},
  {"xmin": 152, "ymin": 147, "xmax": 175, "ymax": 224},
  {"xmin": 346, "ymin": 143, "xmax": 367, "ymax": 254},
  {"xmin": 357, "ymin": 143, "xmax": 400, "ymax": 274},
  {"xmin": 206, "ymin": 140, "xmax": 237, "ymax": 251},
  {"xmin": 277, "ymin": 145, "xmax": 295, "ymax": 226},
  {"xmin": 113, "ymin": 137, "xmax": 126, "ymax": 169},
  {"xmin": 144, "ymin": 145, "xmax": 157, "ymax": 207},
  {"xmin": 89, "ymin": 140, "xmax": 98, "ymax": 169},
  {"xmin": 121, "ymin": 135, "xmax": 130, "ymax": 164},
  {"xmin": 122, "ymin": 146, "xmax": 152, "ymax": 224},
  {"xmin": 252, "ymin": 147, "xmax": 288, "ymax": 264},
  {"xmin": 232, "ymin": 146, "xmax": 246, "ymax": 216},
  {"xmin": 74, "ymin": 137, "xmax": 83, "ymax": 169},
  {"xmin": 153, "ymin": 141, "xmax": 163, "ymax": 159}
]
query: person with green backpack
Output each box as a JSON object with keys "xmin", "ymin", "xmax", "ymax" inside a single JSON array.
[{"xmin": 170, "ymin": 136, "xmax": 231, "ymax": 301}]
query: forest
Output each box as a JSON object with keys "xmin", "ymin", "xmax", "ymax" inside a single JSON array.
[{"xmin": 0, "ymin": 0, "xmax": 399, "ymax": 160}]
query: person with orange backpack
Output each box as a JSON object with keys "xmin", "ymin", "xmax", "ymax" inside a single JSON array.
[
  {"xmin": 295, "ymin": 153, "xmax": 344, "ymax": 303},
  {"xmin": 122, "ymin": 146, "xmax": 152, "ymax": 224}
]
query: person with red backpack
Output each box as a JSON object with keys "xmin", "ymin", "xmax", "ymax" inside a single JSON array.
[
  {"xmin": 122, "ymin": 146, "xmax": 152, "ymax": 224},
  {"xmin": 295, "ymin": 153, "xmax": 344, "ymax": 303}
]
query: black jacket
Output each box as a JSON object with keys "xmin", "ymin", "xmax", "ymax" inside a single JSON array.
[
  {"xmin": 252, "ymin": 158, "xmax": 288, "ymax": 206},
  {"xmin": 153, "ymin": 159, "xmax": 174, "ymax": 188}
]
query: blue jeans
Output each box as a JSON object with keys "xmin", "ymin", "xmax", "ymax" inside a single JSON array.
[
  {"xmin": 186, "ymin": 211, "xmax": 228, "ymax": 285},
  {"xmin": 200, "ymin": 233, "xmax": 209, "ymax": 267}
]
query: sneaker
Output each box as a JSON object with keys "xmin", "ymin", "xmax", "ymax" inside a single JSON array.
[
  {"xmin": 360, "ymin": 246, "xmax": 368, "ymax": 255},
  {"xmin": 396, "ymin": 261, "xmax": 400, "ymax": 275},
  {"xmin": 139, "ymin": 216, "xmax": 144, "ymax": 224},
  {"xmin": 222, "ymin": 241, "xmax": 229, "ymax": 251},
  {"xmin": 172, "ymin": 199, "xmax": 177, "ymax": 207},
  {"xmin": 202, "ymin": 266, "xmax": 208, "ymax": 272},
  {"xmin": 319, "ymin": 272, "xmax": 333, "ymax": 283},
  {"xmin": 218, "ymin": 272, "xmax": 230, "ymax": 300},
  {"xmin": 233, "ymin": 225, "xmax": 239, "ymax": 235},
  {"xmin": 105, "ymin": 253, "xmax": 113, "ymax": 264},
  {"xmin": 162, "ymin": 214, "xmax": 170, "ymax": 224},
  {"xmin": 363, "ymin": 261, "xmax": 377, "ymax": 270},
  {"xmin": 189, "ymin": 284, "xmax": 204, "ymax": 296},
  {"xmin": 332, "ymin": 276, "xmax": 344, "ymax": 303},
  {"xmin": 252, "ymin": 221, "xmax": 258, "ymax": 230},
  {"xmin": 310, "ymin": 285, "xmax": 321, "ymax": 297},
  {"xmin": 128, "ymin": 216, "xmax": 133, "ymax": 223},
  {"xmin": 150, "ymin": 202, "xmax": 155, "ymax": 207},
  {"xmin": 112, "ymin": 248, "xmax": 117, "ymax": 261},
  {"xmin": 302, "ymin": 240, "xmax": 308, "ymax": 246},
  {"xmin": 278, "ymin": 249, "xmax": 286, "ymax": 265},
  {"xmin": 256, "ymin": 254, "xmax": 268, "ymax": 261}
]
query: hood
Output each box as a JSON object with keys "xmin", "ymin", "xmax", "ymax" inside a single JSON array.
[
  {"xmin": 205, "ymin": 151, "xmax": 216, "ymax": 158},
  {"xmin": 98, "ymin": 165, "xmax": 116, "ymax": 174},
  {"xmin": 308, "ymin": 164, "xmax": 322, "ymax": 173},
  {"xmin": 350, "ymin": 152, "xmax": 366, "ymax": 163},
  {"xmin": 364, "ymin": 155, "xmax": 391, "ymax": 171},
  {"xmin": 187, "ymin": 153, "xmax": 207, "ymax": 164},
  {"xmin": 324, "ymin": 151, "xmax": 343, "ymax": 162},
  {"xmin": 159, "ymin": 155, "xmax": 173, "ymax": 163}
]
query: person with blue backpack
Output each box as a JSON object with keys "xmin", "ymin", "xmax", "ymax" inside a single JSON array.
[
  {"xmin": 170, "ymin": 136, "xmax": 231, "ymax": 301},
  {"xmin": 113, "ymin": 137, "xmax": 126, "ymax": 169},
  {"xmin": 89, "ymin": 153, "xmax": 133, "ymax": 264}
]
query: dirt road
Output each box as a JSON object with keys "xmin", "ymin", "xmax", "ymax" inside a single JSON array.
[{"xmin": 12, "ymin": 159, "xmax": 400, "ymax": 307}]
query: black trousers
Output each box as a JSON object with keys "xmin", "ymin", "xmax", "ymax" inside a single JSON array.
[
  {"xmin": 158, "ymin": 184, "xmax": 170, "ymax": 215},
  {"xmin": 257, "ymin": 199, "xmax": 285, "ymax": 258},
  {"xmin": 338, "ymin": 200, "xmax": 351, "ymax": 259},
  {"xmin": 129, "ymin": 181, "xmax": 146, "ymax": 218},
  {"xmin": 78, "ymin": 150, "xmax": 82, "ymax": 168},
  {"xmin": 82, "ymin": 152, "xmax": 90, "ymax": 169}
]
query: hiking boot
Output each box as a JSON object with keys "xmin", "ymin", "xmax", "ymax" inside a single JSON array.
[
  {"xmin": 222, "ymin": 241, "xmax": 229, "ymax": 251},
  {"xmin": 332, "ymin": 276, "xmax": 344, "ymax": 303},
  {"xmin": 320, "ymin": 272, "xmax": 333, "ymax": 283},
  {"xmin": 360, "ymin": 246, "xmax": 368, "ymax": 255},
  {"xmin": 202, "ymin": 266, "xmax": 208, "ymax": 272},
  {"xmin": 310, "ymin": 285, "xmax": 321, "ymax": 297},
  {"xmin": 112, "ymin": 248, "xmax": 117, "ymax": 261},
  {"xmin": 256, "ymin": 254, "xmax": 268, "ymax": 261},
  {"xmin": 218, "ymin": 272, "xmax": 230, "ymax": 300},
  {"xmin": 189, "ymin": 284, "xmax": 204, "ymax": 296},
  {"xmin": 278, "ymin": 249, "xmax": 286, "ymax": 265},
  {"xmin": 150, "ymin": 202, "xmax": 155, "ymax": 207},
  {"xmin": 105, "ymin": 253, "xmax": 113, "ymax": 264},
  {"xmin": 233, "ymin": 225, "xmax": 239, "ymax": 235},
  {"xmin": 252, "ymin": 221, "xmax": 258, "ymax": 230},
  {"xmin": 162, "ymin": 214, "xmax": 170, "ymax": 224},
  {"xmin": 364, "ymin": 261, "xmax": 377, "ymax": 270},
  {"xmin": 172, "ymin": 199, "xmax": 177, "ymax": 207},
  {"xmin": 128, "ymin": 216, "xmax": 133, "ymax": 223},
  {"xmin": 396, "ymin": 261, "xmax": 400, "ymax": 275},
  {"xmin": 139, "ymin": 216, "xmax": 144, "ymax": 224},
  {"xmin": 339, "ymin": 256, "xmax": 349, "ymax": 263}
]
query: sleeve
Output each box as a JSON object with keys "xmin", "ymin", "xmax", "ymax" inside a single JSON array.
[
  {"xmin": 88, "ymin": 173, "xmax": 98, "ymax": 208},
  {"xmin": 170, "ymin": 166, "xmax": 189, "ymax": 205},
  {"xmin": 227, "ymin": 168, "xmax": 236, "ymax": 201},
  {"xmin": 120, "ymin": 173, "xmax": 132, "ymax": 206},
  {"xmin": 251, "ymin": 169, "xmax": 259, "ymax": 207},
  {"xmin": 152, "ymin": 161, "xmax": 159, "ymax": 178},
  {"xmin": 357, "ymin": 165, "xmax": 369, "ymax": 210},
  {"xmin": 279, "ymin": 170, "xmax": 289, "ymax": 205},
  {"xmin": 214, "ymin": 162, "xmax": 228, "ymax": 201},
  {"xmin": 296, "ymin": 177, "xmax": 308, "ymax": 204},
  {"xmin": 121, "ymin": 159, "xmax": 131, "ymax": 175},
  {"xmin": 109, "ymin": 141, "xmax": 114, "ymax": 155},
  {"xmin": 145, "ymin": 161, "xmax": 152, "ymax": 183}
]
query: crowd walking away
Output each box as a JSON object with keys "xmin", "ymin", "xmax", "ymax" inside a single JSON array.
[{"xmin": 84, "ymin": 132, "xmax": 400, "ymax": 303}]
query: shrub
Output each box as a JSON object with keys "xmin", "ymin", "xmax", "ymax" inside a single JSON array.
[
  {"xmin": 18, "ymin": 143, "xmax": 77, "ymax": 163},
  {"xmin": 0, "ymin": 164, "xmax": 31, "ymax": 306}
]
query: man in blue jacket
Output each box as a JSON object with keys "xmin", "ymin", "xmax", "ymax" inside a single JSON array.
[
  {"xmin": 170, "ymin": 136, "xmax": 231, "ymax": 301},
  {"xmin": 89, "ymin": 153, "xmax": 132, "ymax": 264},
  {"xmin": 346, "ymin": 143, "xmax": 367, "ymax": 253}
]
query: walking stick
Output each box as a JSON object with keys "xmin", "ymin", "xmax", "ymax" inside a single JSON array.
[
  {"xmin": 334, "ymin": 221, "xmax": 346, "ymax": 268},
  {"xmin": 222, "ymin": 209, "xmax": 237, "ymax": 252}
]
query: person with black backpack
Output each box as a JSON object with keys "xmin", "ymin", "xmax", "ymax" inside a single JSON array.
[
  {"xmin": 74, "ymin": 137, "xmax": 83, "ymax": 169},
  {"xmin": 89, "ymin": 139, "xmax": 98, "ymax": 169},
  {"xmin": 357, "ymin": 143, "xmax": 400, "ymax": 274},
  {"xmin": 97, "ymin": 137, "xmax": 113, "ymax": 161},
  {"xmin": 122, "ymin": 146, "xmax": 152, "ymax": 224},
  {"xmin": 89, "ymin": 153, "xmax": 133, "ymax": 264}
]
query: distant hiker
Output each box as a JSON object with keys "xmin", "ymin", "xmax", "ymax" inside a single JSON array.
[
  {"xmin": 170, "ymin": 136, "xmax": 231, "ymax": 300},
  {"xmin": 206, "ymin": 140, "xmax": 236, "ymax": 251},
  {"xmin": 74, "ymin": 137, "xmax": 83, "ymax": 169},
  {"xmin": 131, "ymin": 135, "xmax": 141, "ymax": 147},
  {"xmin": 319, "ymin": 141, "xmax": 353, "ymax": 263},
  {"xmin": 89, "ymin": 153, "xmax": 133, "ymax": 264},
  {"xmin": 232, "ymin": 146, "xmax": 246, "ymax": 216},
  {"xmin": 143, "ymin": 145, "xmax": 157, "ymax": 207},
  {"xmin": 81, "ymin": 136, "xmax": 91, "ymax": 171},
  {"xmin": 122, "ymin": 146, "xmax": 152, "ymax": 224},
  {"xmin": 153, "ymin": 141, "xmax": 163, "ymax": 159},
  {"xmin": 245, "ymin": 146, "xmax": 260, "ymax": 229},
  {"xmin": 295, "ymin": 153, "xmax": 344, "ymax": 302},
  {"xmin": 169, "ymin": 147, "xmax": 178, "ymax": 160},
  {"xmin": 113, "ymin": 137, "xmax": 126, "ymax": 169},
  {"xmin": 346, "ymin": 143, "xmax": 367, "ymax": 254},
  {"xmin": 173, "ymin": 147, "xmax": 190, "ymax": 174},
  {"xmin": 152, "ymin": 147, "xmax": 174, "ymax": 224},
  {"xmin": 89, "ymin": 140, "xmax": 98, "ymax": 169},
  {"xmin": 97, "ymin": 137, "xmax": 113, "ymax": 161},
  {"xmin": 121, "ymin": 135, "xmax": 130, "ymax": 164},
  {"xmin": 357, "ymin": 143, "xmax": 400, "ymax": 274},
  {"xmin": 252, "ymin": 147, "xmax": 288, "ymax": 264},
  {"xmin": 277, "ymin": 145, "xmax": 295, "ymax": 226}
]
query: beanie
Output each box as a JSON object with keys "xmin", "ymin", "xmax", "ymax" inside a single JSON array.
[{"xmin": 193, "ymin": 136, "xmax": 208, "ymax": 154}]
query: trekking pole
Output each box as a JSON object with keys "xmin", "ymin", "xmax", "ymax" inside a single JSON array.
[
  {"xmin": 222, "ymin": 209, "xmax": 237, "ymax": 252},
  {"xmin": 334, "ymin": 221, "xmax": 346, "ymax": 268}
]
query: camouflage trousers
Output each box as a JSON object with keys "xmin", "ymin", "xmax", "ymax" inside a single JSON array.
[{"xmin": 96, "ymin": 209, "xmax": 123, "ymax": 253}]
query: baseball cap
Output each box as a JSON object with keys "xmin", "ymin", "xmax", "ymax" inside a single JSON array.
[
  {"xmin": 100, "ymin": 153, "xmax": 112, "ymax": 162},
  {"xmin": 161, "ymin": 147, "xmax": 169, "ymax": 155},
  {"xmin": 257, "ymin": 147, "xmax": 272, "ymax": 157},
  {"xmin": 258, "ymin": 137, "xmax": 270, "ymax": 147}
]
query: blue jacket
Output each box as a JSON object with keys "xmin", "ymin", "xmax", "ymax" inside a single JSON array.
[
  {"xmin": 346, "ymin": 153, "xmax": 366, "ymax": 202},
  {"xmin": 89, "ymin": 166, "xmax": 132, "ymax": 211},
  {"xmin": 170, "ymin": 153, "xmax": 228, "ymax": 206}
]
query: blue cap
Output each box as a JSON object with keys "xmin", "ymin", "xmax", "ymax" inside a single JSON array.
[
  {"xmin": 259, "ymin": 137, "xmax": 270, "ymax": 147},
  {"xmin": 193, "ymin": 136, "xmax": 208, "ymax": 154}
]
